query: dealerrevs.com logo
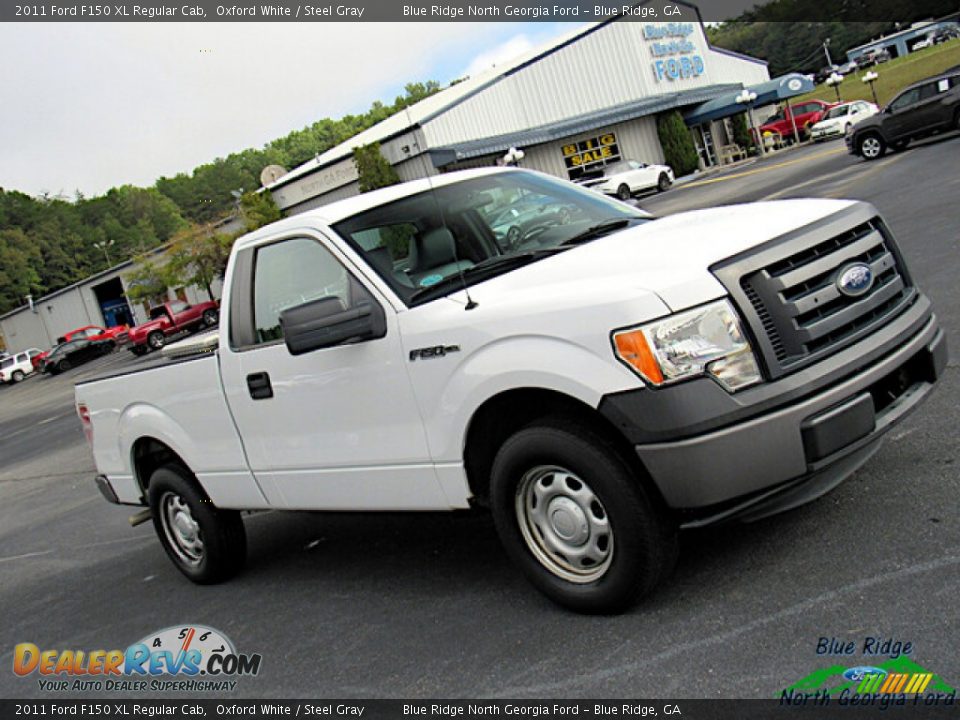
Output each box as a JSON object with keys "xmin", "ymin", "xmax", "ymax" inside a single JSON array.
[{"xmin": 13, "ymin": 625, "xmax": 262, "ymax": 692}]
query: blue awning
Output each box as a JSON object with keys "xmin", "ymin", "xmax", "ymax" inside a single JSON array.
[{"xmin": 684, "ymin": 73, "xmax": 815, "ymax": 125}]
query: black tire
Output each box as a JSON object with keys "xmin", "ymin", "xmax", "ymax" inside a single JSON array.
[
  {"xmin": 101, "ymin": 340, "xmax": 116, "ymax": 354},
  {"xmin": 616, "ymin": 184, "xmax": 631, "ymax": 201},
  {"xmin": 202, "ymin": 309, "xmax": 219, "ymax": 327},
  {"xmin": 11, "ymin": 370, "xmax": 25, "ymax": 383},
  {"xmin": 57, "ymin": 360, "xmax": 71, "ymax": 373},
  {"xmin": 130, "ymin": 345, "xmax": 148, "ymax": 356},
  {"xmin": 147, "ymin": 331, "xmax": 165, "ymax": 350},
  {"xmin": 147, "ymin": 464, "xmax": 246, "ymax": 584},
  {"xmin": 657, "ymin": 173, "xmax": 671, "ymax": 192},
  {"xmin": 858, "ymin": 133, "xmax": 886, "ymax": 160},
  {"xmin": 489, "ymin": 417, "xmax": 677, "ymax": 614}
]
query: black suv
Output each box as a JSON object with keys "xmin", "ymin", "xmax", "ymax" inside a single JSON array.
[{"xmin": 848, "ymin": 70, "xmax": 960, "ymax": 159}]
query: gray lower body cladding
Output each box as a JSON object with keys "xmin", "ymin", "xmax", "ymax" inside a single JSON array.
[{"xmin": 599, "ymin": 299, "xmax": 946, "ymax": 523}]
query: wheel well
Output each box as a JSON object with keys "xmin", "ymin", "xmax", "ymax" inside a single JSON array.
[
  {"xmin": 462, "ymin": 388, "xmax": 664, "ymax": 509},
  {"xmin": 131, "ymin": 437, "xmax": 193, "ymax": 499}
]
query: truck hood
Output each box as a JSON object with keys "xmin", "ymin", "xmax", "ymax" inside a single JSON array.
[{"xmin": 460, "ymin": 198, "xmax": 860, "ymax": 311}]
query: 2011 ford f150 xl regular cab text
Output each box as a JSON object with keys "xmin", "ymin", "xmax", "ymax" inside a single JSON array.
[{"xmin": 75, "ymin": 168, "xmax": 946, "ymax": 613}]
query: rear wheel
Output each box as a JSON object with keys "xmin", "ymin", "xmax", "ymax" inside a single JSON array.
[
  {"xmin": 11, "ymin": 370, "xmax": 25, "ymax": 383},
  {"xmin": 148, "ymin": 464, "xmax": 246, "ymax": 584},
  {"xmin": 202, "ymin": 309, "xmax": 219, "ymax": 327},
  {"xmin": 657, "ymin": 173, "xmax": 671, "ymax": 192},
  {"xmin": 858, "ymin": 133, "xmax": 886, "ymax": 160},
  {"xmin": 57, "ymin": 360, "xmax": 71, "ymax": 373},
  {"xmin": 489, "ymin": 417, "xmax": 677, "ymax": 614},
  {"xmin": 147, "ymin": 331, "xmax": 165, "ymax": 350},
  {"xmin": 616, "ymin": 184, "xmax": 631, "ymax": 201}
]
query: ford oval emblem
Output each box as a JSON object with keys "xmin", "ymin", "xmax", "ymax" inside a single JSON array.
[
  {"xmin": 837, "ymin": 263, "xmax": 874, "ymax": 297},
  {"xmin": 843, "ymin": 666, "xmax": 887, "ymax": 682}
]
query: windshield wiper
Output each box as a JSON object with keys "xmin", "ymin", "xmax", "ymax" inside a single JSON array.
[
  {"xmin": 560, "ymin": 217, "xmax": 644, "ymax": 246},
  {"xmin": 408, "ymin": 250, "xmax": 561, "ymax": 304}
]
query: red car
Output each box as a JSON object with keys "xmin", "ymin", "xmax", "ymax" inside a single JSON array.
[
  {"xmin": 756, "ymin": 99, "xmax": 836, "ymax": 141},
  {"xmin": 128, "ymin": 300, "xmax": 220, "ymax": 354},
  {"xmin": 32, "ymin": 324, "xmax": 129, "ymax": 369}
]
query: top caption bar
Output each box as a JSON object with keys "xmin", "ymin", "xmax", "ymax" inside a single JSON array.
[{"xmin": 2, "ymin": 0, "xmax": 937, "ymax": 22}]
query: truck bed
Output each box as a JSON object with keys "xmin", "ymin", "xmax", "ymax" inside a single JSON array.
[{"xmin": 74, "ymin": 345, "xmax": 258, "ymax": 508}]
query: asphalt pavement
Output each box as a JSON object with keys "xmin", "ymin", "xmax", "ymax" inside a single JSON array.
[{"xmin": 1, "ymin": 134, "xmax": 958, "ymax": 699}]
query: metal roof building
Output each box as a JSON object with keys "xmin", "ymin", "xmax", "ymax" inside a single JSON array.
[{"xmin": 268, "ymin": 3, "xmax": 772, "ymax": 215}]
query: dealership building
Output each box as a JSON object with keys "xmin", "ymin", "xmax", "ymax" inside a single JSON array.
[{"xmin": 267, "ymin": 6, "xmax": 792, "ymax": 215}]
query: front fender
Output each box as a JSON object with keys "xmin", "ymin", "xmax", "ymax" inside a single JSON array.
[{"xmin": 421, "ymin": 334, "xmax": 640, "ymax": 462}]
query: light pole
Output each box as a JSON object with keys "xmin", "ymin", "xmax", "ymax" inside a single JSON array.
[
  {"xmin": 736, "ymin": 89, "xmax": 764, "ymax": 157},
  {"xmin": 823, "ymin": 37, "xmax": 833, "ymax": 67},
  {"xmin": 93, "ymin": 239, "xmax": 115, "ymax": 265},
  {"xmin": 825, "ymin": 72, "xmax": 844, "ymax": 103},
  {"xmin": 862, "ymin": 70, "xmax": 880, "ymax": 105},
  {"xmin": 502, "ymin": 146, "xmax": 525, "ymax": 167}
]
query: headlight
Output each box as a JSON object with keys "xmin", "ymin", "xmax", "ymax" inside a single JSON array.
[{"xmin": 612, "ymin": 299, "xmax": 762, "ymax": 392}]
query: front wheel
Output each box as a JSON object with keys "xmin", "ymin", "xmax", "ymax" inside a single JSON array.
[
  {"xmin": 858, "ymin": 133, "xmax": 886, "ymax": 160},
  {"xmin": 57, "ymin": 360, "xmax": 71, "ymax": 374},
  {"xmin": 147, "ymin": 331, "xmax": 165, "ymax": 350},
  {"xmin": 11, "ymin": 370, "xmax": 25, "ymax": 383},
  {"xmin": 148, "ymin": 464, "xmax": 246, "ymax": 584},
  {"xmin": 616, "ymin": 184, "xmax": 631, "ymax": 201},
  {"xmin": 657, "ymin": 173, "xmax": 672, "ymax": 192},
  {"xmin": 490, "ymin": 418, "xmax": 677, "ymax": 614}
]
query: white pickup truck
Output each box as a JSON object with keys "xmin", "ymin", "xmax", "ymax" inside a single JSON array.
[{"xmin": 76, "ymin": 168, "xmax": 946, "ymax": 612}]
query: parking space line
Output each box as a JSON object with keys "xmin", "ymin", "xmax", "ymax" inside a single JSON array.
[
  {"xmin": 824, "ymin": 152, "xmax": 908, "ymax": 198},
  {"xmin": 0, "ymin": 550, "xmax": 53, "ymax": 564},
  {"xmin": 678, "ymin": 147, "xmax": 846, "ymax": 190},
  {"xmin": 37, "ymin": 413, "xmax": 69, "ymax": 425}
]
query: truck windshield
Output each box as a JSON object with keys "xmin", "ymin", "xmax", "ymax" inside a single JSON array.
[{"xmin": 331, "ymin": 171, "xmax": 649, "ymax": 306}]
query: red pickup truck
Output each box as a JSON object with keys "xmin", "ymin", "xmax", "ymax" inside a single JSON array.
[
  {"xmin": 128, "ymin": 300, "xmax": 219, "ymax": 354},
  {"xmin": 757, "ymin": 99, "xmax": 835, "ymax": 141}
]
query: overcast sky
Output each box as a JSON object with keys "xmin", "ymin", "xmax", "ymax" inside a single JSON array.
[{"xmin": 0, "ymin": 22, "xmax": 573, "ymax": 198}]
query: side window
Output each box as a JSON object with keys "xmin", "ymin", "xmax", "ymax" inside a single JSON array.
[
  {"xmin": 889, "ymin": 88, "xmax": 919, "ymax": 111},
  {"xmin": 252, "ymin": 237, "xmax": 352, "ymax": 345},
  {"xmin": 169, "ymin": 301, "xmax": 189, "ymax": 314},
  {"xmin": 917, "ymin": 83, "xmax": 938, "ymax": 101},
  {"xmin": 17, "ymin": 353, "xmax": 28, "ymax": 363}
]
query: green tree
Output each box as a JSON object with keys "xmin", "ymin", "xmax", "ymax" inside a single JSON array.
[
  {"xmin": 239, "ymin": 191, "xmax": 282, "ymax": 232},
  {"xmin": 164, "ymin": 227, "xmax": 233, "ymax": 301},
  {"xmin": 353, "ymin": 142, "xmax": 401, "ymax": 193},
  {"xmin": 124, "ymin": 257, "xmax": 174, "ymax": 306},
  {"xmin": 657, "ymin": 111, "xmax": 700, "ymax": 177},
  {"xmin": 731, "ymin": 112, "xmax": 755, "ymax": 152}
]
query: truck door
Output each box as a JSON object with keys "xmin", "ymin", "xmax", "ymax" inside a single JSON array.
[{"xmin": 218, "ymin": 232, "xmax": 449, "ymax": 511}]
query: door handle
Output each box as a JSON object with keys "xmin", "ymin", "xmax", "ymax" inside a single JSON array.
[{"xmin": 246, "ymin": 372, "xmax": 273, "ymax": 400}]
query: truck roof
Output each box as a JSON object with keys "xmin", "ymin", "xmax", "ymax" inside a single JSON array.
[{"xmin": 234, "ymin": 167, "xmax": 517, "ymax": 251}]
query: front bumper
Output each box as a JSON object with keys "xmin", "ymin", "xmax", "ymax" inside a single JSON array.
[
  {"xmin": 600, "ymin": 302, "xmax": 945, "ymax": 523},
  {"xmin": 811, "ymin": 126, "xmax": 844, "ymax": 141}
]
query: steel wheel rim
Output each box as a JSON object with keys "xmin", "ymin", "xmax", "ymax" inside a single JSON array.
[
  {"xmin": 149, "ymin": 334, "xmax": 164, "ymax": 349},
  {"xmin": 515, "ymin": 465, "xmax": 613, "ymax": 583},
  {"xmin": 159, "ymin": 491, "xmax": 204, "ymax": 566},
  {"xmin": 204, "ymin": 311, "xmax": 217, "ymax": 324},
  {"xmin": 862, "ymin": 137, "xmax": 881, "ymax": 157}
]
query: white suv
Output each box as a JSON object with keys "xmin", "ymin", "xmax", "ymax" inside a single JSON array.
[{"xmin": 0, "ymin": 349, "xmax": 42, "ymax": 384}]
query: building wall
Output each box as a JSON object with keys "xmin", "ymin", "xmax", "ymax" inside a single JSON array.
[
  {"xmin": 423, "ymin": 20, "xmax": 768, "ymax": 149},
  {"xmin": 516, "ymin": 116, "xmax": 665, "ymax": 179}
]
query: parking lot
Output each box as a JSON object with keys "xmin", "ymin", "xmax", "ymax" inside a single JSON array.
[{"xmin": 1, "ymin": 134, "xmax": 958, "ymax": 699}]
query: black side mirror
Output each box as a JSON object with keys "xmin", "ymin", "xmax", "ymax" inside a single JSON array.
[{"xmin": 280, "ymin": 296, "xmax": 385, "ymax": 356}]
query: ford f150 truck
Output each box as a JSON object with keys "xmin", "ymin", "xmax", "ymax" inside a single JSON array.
[
  {"xmin": 128, "ymin": 299, "xmax": 220, "ymax": 354},
  {"xmin": 75, "ymin": 168, "xmax": 946, "ymax": 613}
]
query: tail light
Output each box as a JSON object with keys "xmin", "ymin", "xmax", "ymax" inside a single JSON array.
[{"xmin": 77, "ymin": 403, "xmax": 93, "ymax": 447}]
